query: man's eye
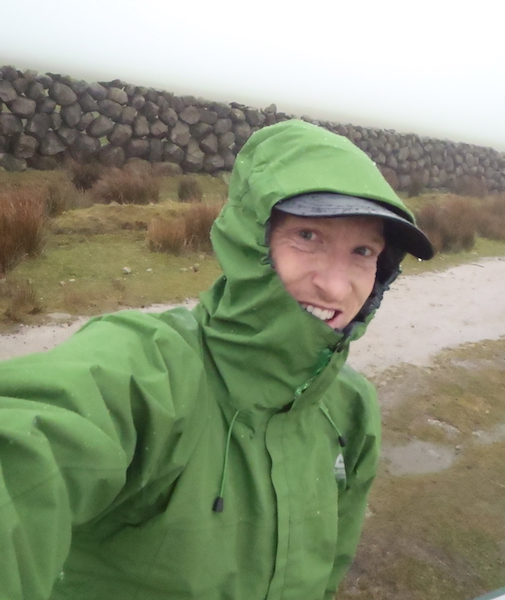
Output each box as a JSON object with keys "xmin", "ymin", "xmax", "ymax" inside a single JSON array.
[
  {"xmin": 298, "ymin": 230, "xmax": 316, "ymax": 241},
  {"xmin": 354, "ymin": 246, "xmax": 373, "ymax": 257}
]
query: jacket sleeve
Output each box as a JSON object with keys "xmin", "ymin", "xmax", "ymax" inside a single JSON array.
[
  {"xmin": 0, "ymin": 311, "xmax": 197, "ymax": 600},
  {"xmin": 330, "ymin": 374, "xmax": 381, "ymax": 592}
]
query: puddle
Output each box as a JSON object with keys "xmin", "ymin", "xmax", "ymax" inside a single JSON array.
[
  {"xmin": 473, "ymin": 423, "xmax": 505, "ymax": 445},
  {"xmin": 382, "ymin": 440, "xmax": 456, "ymax": 475}
]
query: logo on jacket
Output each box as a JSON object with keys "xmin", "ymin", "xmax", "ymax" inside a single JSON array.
[{"xmin": 334, "ymin": 453, "xmax": 347, "ymax": 482}]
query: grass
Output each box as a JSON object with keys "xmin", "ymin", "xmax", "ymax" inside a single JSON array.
[{"xmin": 339, "ymin": 338, "xmax": 505, "ymax": 600}]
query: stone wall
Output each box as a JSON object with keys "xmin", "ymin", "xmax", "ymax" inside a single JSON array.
[{"xmin": 1, "ymin": 65, "xmax": 504, "ymax": 193}]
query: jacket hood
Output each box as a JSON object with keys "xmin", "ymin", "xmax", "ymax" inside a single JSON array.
[{"xmin": 194, "ymin": 120, "xmax": 412, "ymax": 413}]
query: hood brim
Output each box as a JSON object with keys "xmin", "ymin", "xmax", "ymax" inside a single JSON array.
[{"xmin": 275, "ymin": 192, "xmax": 434, "ymax": 260}]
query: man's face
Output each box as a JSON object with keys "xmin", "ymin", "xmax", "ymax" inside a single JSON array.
[{"xmin": 269, "ymin": 213, "xmax": 385, "ymax": 330}]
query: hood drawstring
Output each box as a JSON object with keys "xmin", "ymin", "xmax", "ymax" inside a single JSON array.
[
  {"xmin": 320, "ymin": 404, "xmax": 347, "ymax": 448},
  {"xmin": 212, "ymin": 409, "xmax": 240, "ymax": 513}
]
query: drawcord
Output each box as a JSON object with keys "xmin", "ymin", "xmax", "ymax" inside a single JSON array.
[
  {"xmin": 212, "ymin": 409, "xmax": 240, "ymax": 513},
  {"xmin": 320, "ymin": 404, "xmax": 347, "ymax": 448}
]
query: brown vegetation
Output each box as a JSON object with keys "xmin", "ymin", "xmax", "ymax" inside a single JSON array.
[
  {"xmin": 1, "ymin": 278, "xmax": 43, "ymax": 321},
  {"xmin": 147, "ymin": 201, "xmax": 223, "ymax": 254},
  {"xmin": 147, "ymin": 218, "xmax": 187, "ymax": 254},
  {"xmin": 66, "ymin": 159, "xmax": 104, "ymax": 192},
  {"xmin": 416, "ymin": 196, "xmax": 478, "ymax": 253},
  {"xmin": 0, "ymin": 189, "xmax": 46, "ymax": 274},
  {"xmin": 92, "ymin": 164, "xmax": 160, "ymax": 205},
  {"xmin": 177, "ymin": 177, "xmax": 203, "ymax": 202}
]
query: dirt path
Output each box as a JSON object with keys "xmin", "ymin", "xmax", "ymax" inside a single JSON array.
[{"xmin": 1, "ymin": 259, "xmax": 505, "ymax": 371}]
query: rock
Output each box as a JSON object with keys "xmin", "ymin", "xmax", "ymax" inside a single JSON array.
[
  {"xmin": 199, "ymin": 108, "xmax": 218, "ymax": 125},
  {"xmin": 25, "ymin": 113, "xmax": 51, "ymax": 141},
  {"xmin": 142, "ymin": 100, "xmax": 159, "ymax": 121},
  {"xmin": 191, "ymin": 122, "xmax": 213, "ymax": 140},
  {"xmin": 117, "ymin": 105, "xmax": 136, "ymax": 125},
  {"xmin": 131, "ymin": 94, "xmax": 146, "ymax": 110},
  {"xmin": 230, "ymin": 108, "xmax": 246, "ymax": 122},
  {"xmin": 70, "ymin": 80, "xmax": 88, "ymax": 95},
  {"xmin": 200, "ymin": 133, "xmax": 218, "ymax": 154},
  {"xmin": 76, "ymin": 112, "xmax": 94, "ymax": 132},
  {"xmin": 212, "ymin": 102, "xmax": 231, "ymax": 118},
  {"xmin": 78, "ymin": 92, "xmax": 99, "ymax": 112},
  {"xmin": 133, "ymin": 115, "xmax": 150, "ymax": 137},
  {"xmin": 234, "ymin": 121, "xmax": 252, "ymax": 145},
  {"xmin": 159, "ymin": 107, "xmax": 178, "ymax": 127},
  {"xmin": 13, "ymin": 133, "xmax": 38, "ymax": 159},
  {"xmin": 61, "ymin": 102, "xmax": 83, "ymax": 127},
  {"xmin": 203, "ymin": 153, "xmax": 225, "ymax": 173},
  {"xmin": 97, "ymin": 99, "xmax": 123, "ymax": 120},
  {"xmin": 148, "ymin": 138, "xmax": 163, "ymax": 162},
  {"xmin": 87, "ymin": 115, "xmax": 115, "ymax": 137},
  {"xmin": 218, "ymin": 131, "xmax": 236, "ymax": 150},
  {"xmin": 149, "ymin": 119, "xmax": 169, "ymax": 138},
  {"xmin": 221, "ymin": 149, "xmax": 236, "ymax": 170},
  {"xmin": 1, "ymin": 65, "xmax": 20, "ymax": 80},
  {"xmin": 0, "ymin": 80, "xmax": 17, "ymax": 102},
  {"xmin": 57, "ymin": 126, "xmax": 78, "ymax": 146},
  {"xmin": 162, "ymin": 142, "xmax": 184, "ymax": 164},
  {"xmin": 0, "ymin": 135, "xmax": 8, "ymax": 152},
  {"xmin": 37, "ymin": 97, "xmax": 56, "ymax": 113},
  {"xmin": 40, "ymin": 131, "xmax": 66, "ymax": 155},
  {"xmin": 122, "ymin": 267, "xmax": 131, "ymax": 274},
  {"xmin": 28, "ymin": 155, "xmax": 60, "ymax": 170},
  {"xmin": 26, "ymin": 81, "xmax": 46, "ymax": 101},
  {"xmin": 87, "ymin": 82, "xmax": 108, "ymax": 100},
  {"xmin": 35, "ymin": 74, "xmax": 53, "ymax": 88},
  {"xmin": 69, "ymin": 133, "xmax": 100, "ymax": 159},
  {"xmin": 170, "ymin": 121, "xmax": 190, "ymax": 147},
  {"xmin": 108, "ymin": 123, "xmax": 133, "ymax": 146},
  {"xmin": 8, "ymin": 96, "xmax": 35, "ymax": 118},
  {"xmin": 245, "ymin": 108, "xmax": 264, "ymax": 127},
  {"xmin": 50, "ymin": 112, "xmax": 62, "ymax": 130},
  {"xmin": 214, "ymin": 118, "xmax": 233, "ymax": 135},
  {"xmin": 49, "ymin": 82, "xmax": 78, "ymax": 106},
  {"xmin": 0, "ymin": 113, "xmax": 23, "ymax": 135},
  {"xmin": 179, "ymin": 105, "xmax": 200, "ymax": 125},
  {"xmin": 0, "ymin": 153, "xmax": 27, "ymax": 171},
  {"xmin": 125, "ymin": 138, "xmax": 150, "ymax": 158},
  {"xmin": 107, "ymin": 87, "xmax": 128, "ymax": 105},
  {"xmin": 99, "ymin": 144, "xmax": 125, "ymax": 167},
  {"xmin": 182, "ymin": 139, "xmax": 204, "ymax": 172},
  {"xmin": 6, "ymin": 77, "xmax": 24, "ymax": 97}
]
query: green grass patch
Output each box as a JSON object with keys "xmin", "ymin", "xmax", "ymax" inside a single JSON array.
[{"xmin": 339, "ymin": 339, "xmax": 505, "ymax": 600}]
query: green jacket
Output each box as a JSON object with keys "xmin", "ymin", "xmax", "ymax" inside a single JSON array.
[{"xmin": 0, "ymin": 120, "xmax": 413, "ymax": 600}]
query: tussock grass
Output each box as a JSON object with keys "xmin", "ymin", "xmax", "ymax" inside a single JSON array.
[
  {"xmin": 92, "ymin": 165, "xmax": 160, "ymax": 205},
  {"xmin": 0, "ymin": 278, "xmax": 43, "ymax": 322},
  {"xmin": 477, "ymin": 194, "xmax": 505, "ymax": 241},
  {"xmin": 184, "ymin": 202, "xmax": 222, "ymax": 252},
  {"xmin": 177, "ymin": 176, "xmax": 203, "ymax": 202},
  {"xmin": 147, "ymin": 201, "xmax": 223, "ymax": 254},
  {"xmin": 148, "ymin": 218, "xmax": 187, "ymax": 254},
  {"xmin": 0, "ymin": 189, "xmax": 47, "ymax": 274},
  {"xmin": 66, "ymin": 159, "xmax": 104, "ymax": 192}
]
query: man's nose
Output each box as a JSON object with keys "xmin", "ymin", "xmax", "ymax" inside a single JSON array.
[{"xmin": 312, "ymin": 258, "xmax": 352, "ymax": 302}]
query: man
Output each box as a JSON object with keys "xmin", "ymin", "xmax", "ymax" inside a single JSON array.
[{"xmin": 0, "ymin": 119, "xmax": 433, "ymax": 600}]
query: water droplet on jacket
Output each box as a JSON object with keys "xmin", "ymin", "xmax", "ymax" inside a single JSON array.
[{"xmin": 58, "ymin": 571, "xmax": 65, "ymax": 581}]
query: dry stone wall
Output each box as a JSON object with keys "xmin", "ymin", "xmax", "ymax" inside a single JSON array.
[{"xmin": 1, "ymin": 65, "xmax": 504, "ymax": 193}]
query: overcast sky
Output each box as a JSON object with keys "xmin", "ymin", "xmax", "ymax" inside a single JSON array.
[{"xmin": 2, "ymin": 0, "xmax": 504, "ymax": 151}]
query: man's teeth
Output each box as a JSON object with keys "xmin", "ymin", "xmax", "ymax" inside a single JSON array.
[{"xmin": 303, "ymin": 304, "xmax": 336, "ymax": 321}]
